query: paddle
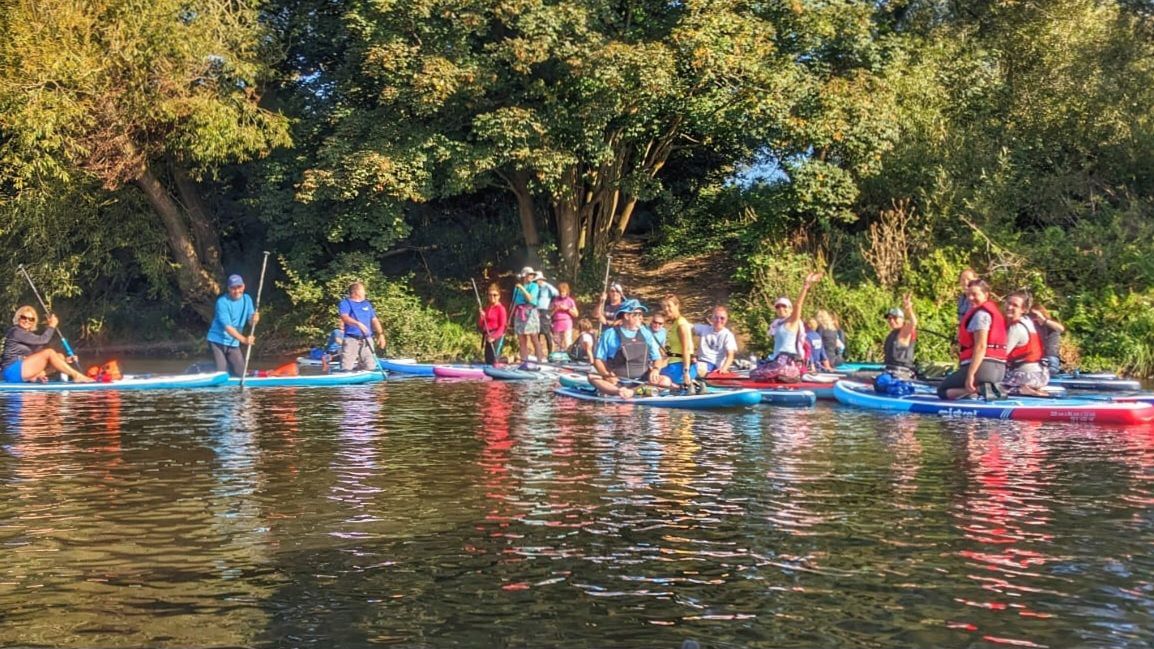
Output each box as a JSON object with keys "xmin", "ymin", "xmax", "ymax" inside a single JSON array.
[
  {"xmin": 239, "ymin": 251, "xmax": 270, "ymax": 389},
  {"xmin": 16, "ymin": 265, "xmax": 79, "ymax": 370},
  {"xmin": 601, "ymin": 253, "xmax": 612, "ymax": 296},
  {"xmin": 472, "ymin": 278, "xmax": 500, "ymax": 365},
  {"xmin": 361, "ymin": 327, "xmax": 389, "ymax": 381}
]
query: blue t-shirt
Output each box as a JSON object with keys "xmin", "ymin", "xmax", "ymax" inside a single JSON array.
[
  {"xmin": 340, "ymin": 297, "xmax": 377, "ymax": 338},
  {"xmin": 512, "ymin": 282, "xmax": 539, "ymax": 307},
  {"xmin": 805, "ymin": 330, "xmax": 827, "ymax": 367},
  {"xmin": 207, "ymin": 293, "xmax": 255, "ymax": 348},
  {"xmin": 595, "ymin": 326, "xmax": 662, "ymax": 363},
  {"xmin": 651, "ymin": 327, "xmax": 668, "ymax": 348},
  {"xmin": 534, "ymin": 282, "xmax": 558, "ymax": 310}
]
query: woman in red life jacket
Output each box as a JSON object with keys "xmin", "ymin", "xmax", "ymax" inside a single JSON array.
[
  {"xmin": 938, "ymin": 279, "xmax": 1008, "ymax": 400},
  {"xmin": 1002, "ymin": 290, "xmax": 1049, "ymax": 396}
]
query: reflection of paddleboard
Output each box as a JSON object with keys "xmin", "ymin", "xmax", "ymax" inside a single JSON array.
[{"xmin": 226, "ymin": 371, "xmax": 383, "ymax": 387}]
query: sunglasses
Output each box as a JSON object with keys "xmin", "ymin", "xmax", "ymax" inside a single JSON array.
[
  {"xmin": 650, "ymin": 320, "xmax": 666, "ymax": 326},
  {"xmin": 18, "ymin": 315, "xmax": 36, "ymax": 322}
]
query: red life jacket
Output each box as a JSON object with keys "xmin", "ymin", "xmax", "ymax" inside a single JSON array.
[
  {"xmin": 958, "ymin": 300, "xmax": 1008, "ymax": 363},
  {"xmin": 1006, "ymin": 319, "xmax": 1043, "ymax": 366}
]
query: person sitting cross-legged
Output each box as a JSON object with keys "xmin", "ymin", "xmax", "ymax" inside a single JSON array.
[{"xmin": 588, "ymin": 300, "xmax": 673, "ymax": 399}]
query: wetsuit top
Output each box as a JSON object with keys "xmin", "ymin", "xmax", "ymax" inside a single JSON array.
[
  {"xmin": 884, "ymin": 329, "xmax": 916, "ymax": 370},
  {"xmin": 1, "ymin": 325, "xmax": 56, "ymax": 369}
]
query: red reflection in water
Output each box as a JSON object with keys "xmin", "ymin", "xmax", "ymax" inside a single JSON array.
[{"xmin": 950, "ymin": 422, "xmax": 1054, "ymax": 641}]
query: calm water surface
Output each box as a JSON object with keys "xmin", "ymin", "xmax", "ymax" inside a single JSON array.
[{"xmin": 2, "ymin": 372, "xmax": 1154, "ymax": 648}]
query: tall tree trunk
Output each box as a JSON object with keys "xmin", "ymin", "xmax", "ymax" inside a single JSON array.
[
  {"xmin": 555, "ymin": 167, "xmax": 582, "ymax": 282},
  {"xmin": 171, "ymin": 163, "xmax": 225, "ymax": 280},
  {"xmin": 134, "ymin": 167, "xmax": 219, "ymax": 321},
  {"xmin": 509, "ymin": 171, "xmax": 540, "ymax": 267}
]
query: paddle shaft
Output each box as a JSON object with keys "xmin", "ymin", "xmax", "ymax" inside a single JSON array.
[
  {"xmin": 239, "ymin": 252, "xmax": 270, "ymax": 389},
  {"xmin": 16, "ymin": 265, "xmax": 79, "ymax": 367},
  {"xmin": 601, "ymin": 254, "xmax": 612, "ymax": 295},
  {"xmin": 472, "ymin": 278, "xmax": 499, "ymax": 363}
]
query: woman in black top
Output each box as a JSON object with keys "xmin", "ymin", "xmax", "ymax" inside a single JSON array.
[{"xmin": 1, "ymin": 306, "xmax": 91, "ymax": 383}]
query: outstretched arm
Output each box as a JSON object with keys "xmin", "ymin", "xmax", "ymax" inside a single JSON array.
[{"xmin": 788, "ymin": 272, "xmax": 823, "ymax": 326}]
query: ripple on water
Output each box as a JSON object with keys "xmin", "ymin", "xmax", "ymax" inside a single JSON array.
[{"xmin": 1, "ymin": 382, "xmax": 1153, "ymax": 647}]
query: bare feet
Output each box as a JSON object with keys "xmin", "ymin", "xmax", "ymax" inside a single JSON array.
[{"xmin": 617, "ymin": 387, "xmax": 634, "ymax": 399}]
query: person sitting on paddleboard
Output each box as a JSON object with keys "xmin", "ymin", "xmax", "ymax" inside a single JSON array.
[
  {"xmin": 1, "ymin": 306, "xmax": 93, "ymax": 383},
  {"xmin": 815, "ymin": 309, "xmax": 844, "ymax": 368},
  {"xmin": 338, "ymin": 281, "xmax": 387, "ymax": 372},
  {"xmin": 755, "ymin": 271, "xmax": 822, "ymax": 382},
  {"xmin": 804, "ymin": 317, "xmax": 832, "ymax": 372},
  {"xmin": 569, "ymin": 318, "xmax": 597, "ymax": 363},
  {"xmin": 1029, "ymin": 303, "xmax": 1065, "ymax": 374},
  {"xmin": 207, "ymin": 274, "xmax": 260, "ymax": 377},
  {"xmin": 694, "ymin": 305, "xmax": 738, "ymax": 375},
  {"xmin": 597, "ymin": 283, "xmax": 626, "ymax": 331},
  {"xmin": 478, "ymin": 283, "xmax": 508, "ymax": 365},
  {"xmin": 512, "ymin": 267, "xmax": 545, "ymax": 364},
  {"xmin": 647, "ymin": 310, "xmax": 668, "ymax": 354},
  {"xmin": 883, "ymin": 294, "xmax": 917, "ymax": 379},
  {"xmin": 1002, "ymin": 290, "xmax": 1050, "ymax": 397},
  {"xmin": 659, "ymin": 295, "xmax": 697, "ymax": 386},
  {"xmin": 938, "ymin": 278, "xmax": 1007, "ymax": 400},
  {"xmin": 956, "ymin": 268, "xmax": 978, "ymax": 323},
  {"xmin": 589, "ymin": 299, "xmax": 672, "ymax": 399}
]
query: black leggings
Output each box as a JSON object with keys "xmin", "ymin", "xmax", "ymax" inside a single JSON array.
[
  {"xmin": 210, "ymin": 341, "xmax": 246, "ymax": 377},
  {"xmin": 937, "ymin": 360, "xmax": 1006, "ymax": 399}
]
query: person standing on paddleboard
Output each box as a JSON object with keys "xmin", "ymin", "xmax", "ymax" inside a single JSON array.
[
  {"xmin": 207, "ymin": 274, "xmax": 260, "ymax": 377},
  {"xmin": 339, "ymin": 281, "xmax": 387, "ymax": 372},
  {"xmin": 1, "ymin": 306, "xmax": 93, "ymax": 383},
  {"xmin": 478, "ymin": 283, "xmax": 508, "ymax": 365}
]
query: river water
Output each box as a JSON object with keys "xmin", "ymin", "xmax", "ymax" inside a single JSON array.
[{"xmin": 1, "ymin": 372, "xmax": 1153, "ymax": 648}]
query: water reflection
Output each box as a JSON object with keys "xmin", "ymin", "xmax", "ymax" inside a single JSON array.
[{"xmin": 0, "ymin": 383, "xmax": 1151, "ymax": 647}]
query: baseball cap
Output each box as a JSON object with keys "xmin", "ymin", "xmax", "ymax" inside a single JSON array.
[
  {"xmin": 614, "ymin": 299, "xmax": 648, "ymax": 317},
  {"xmin": 227, "ymin": 274, "xmax": 245, "ymax": 288},
  {"xmin": 884, "ymin": 308, "xmax": 904, "ymax": 319},
  {"xmin": 774, "ymin": 297, "xmax": 792, "ymax": 309}
]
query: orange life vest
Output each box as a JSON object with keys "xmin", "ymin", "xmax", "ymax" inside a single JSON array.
[{"xmin": 1006, "ymin": 319, "xmax": 1043, "ymax": 366}]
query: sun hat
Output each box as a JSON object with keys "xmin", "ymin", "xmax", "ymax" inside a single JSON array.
[
  {"xmin": 774, "ymin": 297, "xmax": 792, "ymax": 309},
  {"xmin": 227, "ymin": 274, "xmax": 245, "ymax": 288},
  {"xmin": 520, "ymin": 266, "xmax": 535, "ymax": 277},
  {"xmin": 884, "ymin": 308, "xmax": 904, "ymax": 319},
  {"xmin": 614, "ymin": 299, "xmax": 648, "ymax": 317},
  {"xmin": 534, "ymin": 271, "xmax": 547, "ymax": 281}
]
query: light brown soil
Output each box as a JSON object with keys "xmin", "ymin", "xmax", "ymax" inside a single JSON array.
[{"xmin": 605, "ymin": 237, "xmax": 739, "ymax": 324}]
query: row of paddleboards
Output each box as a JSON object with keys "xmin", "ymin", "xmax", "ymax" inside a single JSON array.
[{"xmin": 0, "ymin": 370, "xmax": 385, "ymax": 392}]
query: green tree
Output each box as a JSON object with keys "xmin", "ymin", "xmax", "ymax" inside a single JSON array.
[
  {"xmin": 289, "ymin": 0, "xmax": 813, "ymax": 280},
  {"xmin": 0, "ymin": 0, "xmax": 289, "ymax": 319}
]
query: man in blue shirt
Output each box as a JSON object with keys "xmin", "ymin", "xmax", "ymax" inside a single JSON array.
[
  {"xmin": 339, "ymin": 281, "xmax": 387, "ymax": 371},
  {"xmin": 589, "ymin": 300, "xmax": 673, "ymax": 398},
  {"xmin": 206, "ymin": 274, "xmax": 259, "ymax": 377}
]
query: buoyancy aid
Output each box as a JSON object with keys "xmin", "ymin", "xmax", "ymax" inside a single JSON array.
[
  {"xmin": 1006, "ymin": 318, "xmax": 1043, "ymax": 367},
  {"xmin": 608, "ymin": 326, "xmax": 650, "ymax": 380},
  {"xmin": 958, "ymin": 300, "xmax": 1007, "ymax": 363}
]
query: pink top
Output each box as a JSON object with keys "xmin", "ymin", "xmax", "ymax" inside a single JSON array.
[{"xmin": 550, "ymin": 296, "xmax": 577, "ymax": 331}]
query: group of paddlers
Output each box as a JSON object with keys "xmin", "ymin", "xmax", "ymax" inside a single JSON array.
[{"xmin": 474, "ymin": 265, "xmax": 1066, "ymax": 400}]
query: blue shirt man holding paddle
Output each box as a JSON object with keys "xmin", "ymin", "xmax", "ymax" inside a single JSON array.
[
  {"xmin": 207, "ymin": 274, "xmax": 259, "ymax": 377},
  {"xmin": 339, "ymin": 281, "xmax": 387, "ymax": 371}
]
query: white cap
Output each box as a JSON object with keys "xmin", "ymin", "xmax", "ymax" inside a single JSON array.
[
  {"xmin": 534, "ymin": 271, "xmax": 547, "ymax": 281},
  {"xmin": 520, "ymin": 266, "xmax": 535, "ymax": 277},
  {"xmin": 774, "ymin": 297, "xmax": 792, "ymax": 309}
]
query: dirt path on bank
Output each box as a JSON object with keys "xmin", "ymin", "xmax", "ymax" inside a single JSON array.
[{"xmin": 606, "ymin": 237, "xmax": 739, "ymax": 323}]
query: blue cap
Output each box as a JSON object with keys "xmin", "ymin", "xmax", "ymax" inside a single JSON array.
[
  {"xmin": 614, "ymin": 299, "xmax": 648, "ymax": 317},
  {"xmin": 227, "ymin": 274, "xmax": 245, "ymax": 288}
]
